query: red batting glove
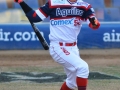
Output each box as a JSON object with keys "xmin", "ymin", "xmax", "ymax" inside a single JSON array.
[
  {"xmin": 89, "ymin": 20, "xmax": 100, "ymax": 30},
  {"xmin": 14, "ymin": 0, "xmax": 23, "ymax": 3}
]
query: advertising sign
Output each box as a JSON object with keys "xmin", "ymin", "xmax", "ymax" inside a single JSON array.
[{"xmin": 0, "ymin": 22, "xmax": 120, "ymax": 50}]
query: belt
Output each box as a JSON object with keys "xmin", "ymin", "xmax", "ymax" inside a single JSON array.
[{"xmin": 59, "ymin": 42, "xmax": 76, "ymax": 46}]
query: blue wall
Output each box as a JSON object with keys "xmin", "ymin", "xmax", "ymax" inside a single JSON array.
[
  {"xmin": 0, "ymin": 22, "xmax": 120, "ymax": 50},
  {"xmin": 78, "ymin": 22, "xmax": 120, "ymax": 49}
]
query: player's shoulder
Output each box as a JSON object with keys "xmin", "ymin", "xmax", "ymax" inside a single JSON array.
[{"xmin": 77, "ymin": 0, "xmax": 91, "ymax": 8}]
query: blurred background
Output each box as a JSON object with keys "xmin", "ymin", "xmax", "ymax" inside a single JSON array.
[
  {"xmin": 0, "ymin": 0, "xmax": 47, "ymax": 23},
  {"xmin": 0, "ymin": 0, "xmax": 120, "ymax": 23}
]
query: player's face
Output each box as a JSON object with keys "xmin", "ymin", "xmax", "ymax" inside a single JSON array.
[{"xmin": 69, "ymin": 0, "xmax": 77, "ymax": 2}]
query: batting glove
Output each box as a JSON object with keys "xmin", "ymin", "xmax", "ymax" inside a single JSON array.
[{"xmin": 89, "ymin": 17, "xmax": 100, "ymax": 30}]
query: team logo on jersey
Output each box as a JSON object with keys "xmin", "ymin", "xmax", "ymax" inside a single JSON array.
[
  {"xmin": 56, "ymin": 7, "xmax": 84, "ymax": 17},
  {"xmin": 50, "ymin": 17, "xmax": 81, "ymax": 26},
  {"xmin": 51, "ymin": 18, "xmax": 74, "ymax": 26}
]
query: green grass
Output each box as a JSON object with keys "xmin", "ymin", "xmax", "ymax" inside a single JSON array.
[
  {"xmin": 0, "ymin": 80, "xmax": 120, "ymax": 90},
  {"xmin": 0, "ymin": 64, "xmax": 120, "ymax": 90},
  {"xmin": 90, "ymin": 65, "xmax": 120, "ymax": 78},
  {"xmin": 1, "ymin": 64, "xmax": 120, "ymax": 78},
  {"xmin": 0, "ymin": 66, "xmax": 64, "ymax": 73}
]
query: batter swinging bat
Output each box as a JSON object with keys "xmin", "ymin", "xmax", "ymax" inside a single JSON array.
[
  {"xmin": 28, "ymin": 20, "xmax": 49, "ymax": 50},
  {"xmin": 16, "ymin": 0, "xmax": 49, "ymax": 50}
]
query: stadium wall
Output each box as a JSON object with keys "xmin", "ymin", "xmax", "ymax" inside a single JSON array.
[{"xmin": 0, "ymin": 22, "xmax": 120, "ymax": 50}]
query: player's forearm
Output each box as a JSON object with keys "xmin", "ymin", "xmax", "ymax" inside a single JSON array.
[
  {"xmin": 19, "ymin": 1, "xmax": 32, "ymax": 14},
  {"xmin": 19, "ymin": 1, "xmax": 42, "ymax": 22}
]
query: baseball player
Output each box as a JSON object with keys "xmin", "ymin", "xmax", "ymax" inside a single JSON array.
[{"xmin": 14, "ymin": 0, "xmax": 100, "ymax": 90}]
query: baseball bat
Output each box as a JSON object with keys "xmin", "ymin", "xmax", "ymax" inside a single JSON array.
[
  {"xmin": 18, "ymin": 2, "xmax": 49, "ymax": 50},
  {"xmin": 28, "ymin": 20, "xmax": 49, "ymax": 50}
]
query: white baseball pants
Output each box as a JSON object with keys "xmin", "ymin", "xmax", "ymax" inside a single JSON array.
[{"xmin": 49, "ymin": 41, "xmax": 89, "ymax": 89}]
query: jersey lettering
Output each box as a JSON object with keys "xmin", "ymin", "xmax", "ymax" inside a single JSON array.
[
  {"xmin": 56, "ymin": 7, "xmax": 84, "ymax": 17},
  {"xmin": 74, "ymin": 17, "xmax": 81, "ymax": 26},
  {"xmin": 51, "ymin": 18, "xmax": 74, "ymax": 26},
  {"xmin": 51, "ymin": 17, "xmax": 82, "ymax": 26}
]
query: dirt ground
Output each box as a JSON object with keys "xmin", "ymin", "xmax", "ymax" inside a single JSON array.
[
  {"xmin": 0, "ymin": 49, "xmax": 120, "ymax": 67},
  {"xmin": 0, "ymin": 49, "xmax": 120, "ymax": 76},
  {"xmin": 0, "ymin": 49, "xmax": 120, "ymax": 90}
]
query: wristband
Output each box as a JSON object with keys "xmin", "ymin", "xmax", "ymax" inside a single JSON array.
[{"xmin": 18, "ymin": 0, "xmax": 23, "ymax": 3}]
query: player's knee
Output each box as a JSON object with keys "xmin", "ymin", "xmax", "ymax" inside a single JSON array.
[
  {"xmin": 66, "ymin": 66, "xmax": 77, "ymax": 73},
  {"xmin": 76, "ymin": 62, "xmax": 89, "ymax": 78}
]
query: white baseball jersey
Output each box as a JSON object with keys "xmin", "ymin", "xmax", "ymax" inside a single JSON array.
[{"xmin": 34, "ymin": 0, "xmax": 95, "ymax": 43}]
